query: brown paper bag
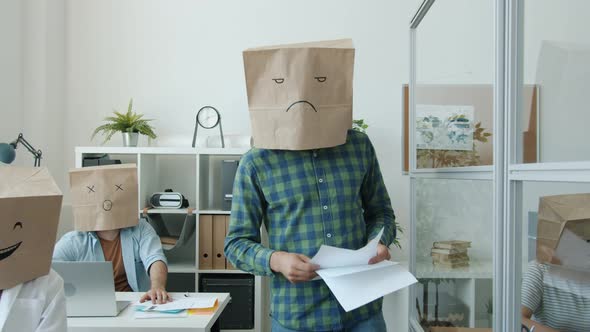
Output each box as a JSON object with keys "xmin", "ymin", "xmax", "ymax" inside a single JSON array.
[
  {"xmin": 69, "ymin": 164, "xmax": 138, "ymax": 231},
  {"xmin": 243, "ymin": 39, "xmax": 355, "ymax": 150},
  {"xmin": 537, "ymin": 193, "xmax": 590, "ymax": 264},
  {"xmin": 0, "ymin": 167, "xmax": 63, "ymax": 290}
]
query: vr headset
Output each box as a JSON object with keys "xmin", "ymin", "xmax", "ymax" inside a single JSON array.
[{"xmin": 150, "ymin": 189, "xmax": 189, "ymax": 209}]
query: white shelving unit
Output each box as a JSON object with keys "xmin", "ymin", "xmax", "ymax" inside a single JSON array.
[
  {"xmin": 75, "ymin": 146, "xmax": 268, "ymax": 332},
  {"xmin": 415, "ymin": 260, "xmax": 492, "ymax": 280}
]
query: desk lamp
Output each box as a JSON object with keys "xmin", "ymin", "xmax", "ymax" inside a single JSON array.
[{"xmin": 0, "ymin": 133, "xmax": 42, "ymax": 166}]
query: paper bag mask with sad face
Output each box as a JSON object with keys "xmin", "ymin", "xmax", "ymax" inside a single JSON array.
[
  {"xmin": 0, "ymin": 167, "xmax": 63, "ymax": 290},
  {"xmin": 69, "ymin": 164, "xmax": 138, "ymax": 232},
  {"xmin": 243, "ymin": 39, "xmax": 355, "ymax": 150},
  {"xmin": 537, "ymin": 193, "xmax": 590, "ymax": 271}
]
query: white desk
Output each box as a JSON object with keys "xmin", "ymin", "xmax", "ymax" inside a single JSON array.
[{"xmin": 68, "ymin": 292, "xmax": 230, "ymax": 332}]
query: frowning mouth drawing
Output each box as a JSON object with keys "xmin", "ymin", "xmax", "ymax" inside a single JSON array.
[
  {"xmin": 285, "ymin": 100, "xmax": 318, "ymax": 113},
  {"xmin": 0, "ymin": 241, "xmax": 22, "ymax": 261}
]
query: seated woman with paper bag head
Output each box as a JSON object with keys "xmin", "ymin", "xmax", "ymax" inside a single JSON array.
[
  {"xmin": 521, "ymin": 193, "xmax": 590, "ymax": 332},
  {"xmin": 0, "ymin": 167, "xmax": 66, "ymax": 332},
  {"xmin": 53, "ymin": 164, "xmax": 170, "ymax": 304}
]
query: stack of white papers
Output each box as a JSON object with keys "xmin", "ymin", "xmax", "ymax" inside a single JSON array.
[
  {"xmin": 311, "ymin": 228, "xmax": 417, "ymax": 312},
  {"xmin": 133, "ymin": 296, "xmax": 217, "ymax": 319}
]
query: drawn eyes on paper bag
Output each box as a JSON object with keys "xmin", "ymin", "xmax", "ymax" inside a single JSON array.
[
  {"xmin": 86, "ymin": 184, "xmax": 124, "ymax": 194},
  {"xmin": 86, "ymin": 184, "xmax": 124, "ymax": 212},
  {"xmin": 272, "ymin": 76, "xmax": 327, "ymax": 113},
  {"xmin": 0, "ymin": 222, "xmax": 24, "ymax": 261},
  {"xmin": 271, "ymin": 76, "xmax": 328, "ymax": 84}
]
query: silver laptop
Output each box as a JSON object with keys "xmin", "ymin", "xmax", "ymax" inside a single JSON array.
[{"xmin": 52, "ymin": 261, "xmax": 130, "ymax": 317}]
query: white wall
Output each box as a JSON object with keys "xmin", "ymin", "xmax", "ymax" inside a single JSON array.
[{"xmin": 0, "ymin": 0, "xmax": 23, "ymax": 164}]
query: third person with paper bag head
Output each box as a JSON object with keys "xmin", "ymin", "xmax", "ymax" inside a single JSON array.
[
  {"xmin": 224, "ymin": 39, "xmax": 396, "ymax": 332},
  {"xmin": 0, "ymin": 167, "xmax": 66, "ymax": 332},
  {"xmin": 521, "ymin": 193, "xmax": 590, "ymax": 332},
  {"xmin": 53, "ymin": 164, "xmax": 171, "ymax": 304}
]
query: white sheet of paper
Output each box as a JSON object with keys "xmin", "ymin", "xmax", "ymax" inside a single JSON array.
[
  {"xmin": 555, "ymin": 228, "xmax": 590, "ymax": 272},
  {"xmin": 133, "ymin": 296, "xmax": 217, "ymax": 311},
  {"xmin": 317, "ymin": 260, "xmax": 397, "ymax": 278},
  {"xmin": 134, "ymin": 310, "xmax": 189, "ymax": 319},
  {"xmin": 309, "ymin": 228, "xmax": 417, "ymax": 311},
  {"xmin": 321, "ymin": 263, "xmax": 417, "ymax": 312},
  {"xmin": 311, "ymin": 228, "xmax": 384, "ymax": 268}
]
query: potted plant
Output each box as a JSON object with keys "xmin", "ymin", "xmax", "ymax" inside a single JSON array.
[
  {"xmin": 91, "ymin": 99, "xmax": 157, "ymax": 147},
  {"xmin": 353, "ymin": 119, "xmax": 369, "ymax": 133}
]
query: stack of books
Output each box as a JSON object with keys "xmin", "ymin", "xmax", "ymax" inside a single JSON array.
[{"xmin": 431, "ymin": 240, "xmax": 471, "ymax": 268}]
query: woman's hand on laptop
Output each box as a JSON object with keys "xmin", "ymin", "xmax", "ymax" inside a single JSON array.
[{"xmin": 140, "ymin": 287, "xmax": 171, "ymax": 304}]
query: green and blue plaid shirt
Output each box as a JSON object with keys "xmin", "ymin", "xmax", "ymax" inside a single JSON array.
[{"xmin": 224, "ymin": 129, "xmax": 396, "ymax": 331}]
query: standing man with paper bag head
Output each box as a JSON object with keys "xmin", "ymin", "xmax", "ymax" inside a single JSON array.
[
  {"xmin": 0, "ymin": 167, "xmax": 66, "ymax": 332},
  {"xmin": 521, "ymin": 193, "xmax": 590, "ymax": 332},
  {"xmin": 53, "ymin": 164, "xmax": 170, "ymax": 304},
  {"xmin": 225, "ymin": 39, "xmax": 396, "ymax": 332}
]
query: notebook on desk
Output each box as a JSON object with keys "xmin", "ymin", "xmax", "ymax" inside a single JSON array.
[{"xmin": 52, "ymin": 261, "xmax": 130, "ymax": 317}]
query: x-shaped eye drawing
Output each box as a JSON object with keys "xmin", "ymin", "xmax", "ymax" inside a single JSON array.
[
  {"xmin": 115, "ymin": 184, "xmax": 124, "ymax": 191},
  {"xmin": 87, "ymin": 185, "xmax": 95, "ymax": 193}
]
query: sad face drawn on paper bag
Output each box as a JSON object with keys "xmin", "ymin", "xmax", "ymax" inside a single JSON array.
[
  {"xmin": 69, "ymin": 164, "xmax": 138, "ymax": 232},
  {"xmin": 0, "ymin": 167, "xmax": 62, "ymax": 290},
  {"xmin": 243, "ymin": 39, "xmax": 355, "ymax": 150}
]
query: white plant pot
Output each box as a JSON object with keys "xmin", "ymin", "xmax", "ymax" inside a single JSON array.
[{"xmin": 122, "ymin": 132, "xmax": 139, "ymax": 147}]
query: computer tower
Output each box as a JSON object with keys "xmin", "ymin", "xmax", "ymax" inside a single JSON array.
[
  {"xmin": 166, "ymin": 273, "xmax": 195, "ymax": 292},
  {"xmin": 199, "ymin": 273, "xmax": 254, "ymax": 329}
]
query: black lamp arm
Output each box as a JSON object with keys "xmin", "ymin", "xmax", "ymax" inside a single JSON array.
[{"xmin": 12, "ymin": 133, "xmax": 42, "ymax": 166}]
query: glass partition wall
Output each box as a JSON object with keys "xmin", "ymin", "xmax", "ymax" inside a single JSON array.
[
  {"xmin": 409, "ymin": 1, "xmax": 590, "ymax": 331},
  {"xmin": 409, "ymin": 1, "xmax": 496, "ymax": 330}
]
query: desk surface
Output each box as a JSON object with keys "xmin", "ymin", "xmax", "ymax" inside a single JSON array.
[{"xmin": 68, "ymin": 292, "xmax": 230, "ymax": 332}]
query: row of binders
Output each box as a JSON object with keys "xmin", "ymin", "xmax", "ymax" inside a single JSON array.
[{"xmin": 198, "ymin": 215, "xmax": 236, "ymax": 270}]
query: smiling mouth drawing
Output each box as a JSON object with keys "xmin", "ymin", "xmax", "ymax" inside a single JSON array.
[
  {"xmin": 0, "ymin": 241, "xmax": 22, "ymax": 261},
  {"xmin": 285, "ymin": 100, "xmax": 318, "ymax": 113},
  {"xmin": 103, "ymin": 200, "xmax": 113, "ymax": 211}
]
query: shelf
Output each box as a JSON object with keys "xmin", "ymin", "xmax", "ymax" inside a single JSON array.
[
  {"xmin": 198, "ymin": 147, "xmax": 249, "ymax": 155},
  {"xmin": 167, "ymin": 262, "xmax": 197, "ymax": 273},
  {"xmin": 140, "ymin": 208, "xmax": 196, "ymax": 215},
  {"xmin": 415, "ymin": 259, "xmax": 492, "ymax": 279},
  {"xmin": 199, "ymin": 210, "xmax": 231, "ymax": 215},
  {"xmin": 76, "ymin": 146, "xmax": 249, "ymax": 155},
  {"xmin": 76, "ymin": 146, "xmax": 198, "ymax": 155},
  {"xmin": 198, "ymin": 269, "xmax": 248, "ymax": 274}
]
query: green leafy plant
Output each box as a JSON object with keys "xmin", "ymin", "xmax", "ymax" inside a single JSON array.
[
  {"xmin": 91, "ymin": 99, "xmax": 157, "ymax": 144},
  {"xmin": 353, "ymin": 119, "xmax": 369, "ymax": 133},
  {"xmin": 392, "ymin": 224, "xmax": 404, "ymax": 249}
]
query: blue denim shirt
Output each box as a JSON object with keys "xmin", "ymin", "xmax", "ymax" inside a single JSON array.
[{"xmin": 52, "ymin": 219, "xmax": 167, "ymax": 292}]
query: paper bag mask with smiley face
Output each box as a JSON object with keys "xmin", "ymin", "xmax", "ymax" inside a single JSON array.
[
  {"xmin": 69, "ymin": 164, "xmax": 138, "ymax": 231},
  {"xmin": 537, "ymin": 193, "xmax": 590, "ymax": 271},
  {"xmin": 0, "ymin": 167, "xmax": 63, "ymax": 290},
  {"xmin": 243, "ymin": 39, "xmax": 355, "ymax": 150}
]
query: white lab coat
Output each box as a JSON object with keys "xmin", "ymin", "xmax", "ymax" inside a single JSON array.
[{"xmin": 0, "ymin": 269, "xmax": 66, "ymax": 332}]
